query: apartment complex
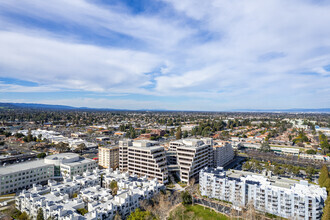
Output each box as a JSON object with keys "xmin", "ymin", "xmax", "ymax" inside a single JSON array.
[
  {"xmin": 213, "ymin": 143, "xmax": 235, "ymax": 167},
  {"xmin": 119, "ymin": 140, "xmax": 168, "ymax": 183},
  {"xmin": 98, "ymin": 146, "xmax": 119, "ymax": 169},
  {"xmin": 200, "ymin": 167, "xmax": 327, "ymax": 220},
  {"xmin": 16, "ymin": 169, "xmax": 163, "ymax": 220},
  {"xmin": 169, "ymin": 139, "xmax": 213, "ymax": 183},
  {"xmin": 0, "ymin": 160, "xmax": 54, "ymax": 195}
]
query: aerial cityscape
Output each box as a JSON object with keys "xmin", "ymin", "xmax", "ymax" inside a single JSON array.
[{"xmin": 0, "ymin": 0, "xmax": 330, "ymax": 220}]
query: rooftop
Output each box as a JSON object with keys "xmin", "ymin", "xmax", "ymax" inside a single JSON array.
[{"xmin": 0, "ymin": 160, "xmax": 51, "ymax": 176}]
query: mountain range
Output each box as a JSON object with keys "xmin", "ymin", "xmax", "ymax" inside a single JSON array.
[{"xmin": 0, "ymin": 102, "xmax": 329, "ymax": 113}]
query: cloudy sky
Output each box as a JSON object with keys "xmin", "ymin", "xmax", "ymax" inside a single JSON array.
[{"xmin": 0, "ymin": 0, "xmax": 329, "ymax": 111}]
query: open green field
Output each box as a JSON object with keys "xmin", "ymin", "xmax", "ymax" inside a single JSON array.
[{"xmin": 168, "ymin": 204, "xmax": 229, "ymax": 220}]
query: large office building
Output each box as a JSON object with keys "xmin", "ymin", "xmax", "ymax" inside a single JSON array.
[
  {"xmin": 119, "ymin": 139, "xmax": 132, "ymax": 172},
  {"xmin": 0, "ymin": 160, "xmax": 54, "ymax": 195},
  {"xmin": 0, "ymin": 153, "xmax": 97, "ymax": 195},
  {"xmin": 200, "ymin": 167, "xmax": 327, "ymax": 220},
  {"xmin": 119, "ymin": 140, "xmax": 168, "ymax": 183},
  {"xmin": 98, "ymin": 146, "xmax": 119, "ymax": 169},
  {"xmin": 169, "ymin": 138, "xmax": 213, "ymax": 183}
]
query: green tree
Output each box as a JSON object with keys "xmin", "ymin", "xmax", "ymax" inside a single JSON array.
[
  {"xmin": 127, "ymin": 208, "xmax": 155, "ymax": 220},
  {"xmin": 306, "ymin": 149, "xmax": 317, "ymax": 155},
  {"xmin": 319, "ymin": 165, "xmax": 329, "ymax": 187},
  {"xmin": 183, "ymin": 130, "xmax": 188, "ymax": 138},
  {"xmin": 181, "ymin": 191, "xmax": 192, "ymax": 205},
  {"xmin": 319, "ymin": 133, "xmax": 330, "ymax": 153},
  {"xmin": 37, "ymin": 152, "xmax": 47, "ymax": 158},
  {"xmin": 110, "ymin": 180, "xmax": 118, "ymax": 196},
  {"xmin": 77, "ymin": 208, "xmax": 88, "ymax": 216},
  {"xmin": 322, "ymin": 199, "xmax": 330, "ymax": 220},
  {"xmin": 37, "ymin": 208, "xmax": 44, "ymax": 220},
  {"xmin": 306, "ymin": 166, "xmax": 316, "ymax": 180},
  {"xmin": 260, "ymin": 142, "xmax": 271, "ymax": 152},
  {"xmin": 18, "ymin": 212, "xmax": 29, "ymax": 220},
  {"xmin": 176, "ymin": 127, "xmax": 182, "ymax": 140}
]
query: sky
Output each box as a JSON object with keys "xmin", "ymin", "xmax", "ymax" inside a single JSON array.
[{"xmin": 0, "ymin": 0, "xmax": 329, "ymax": 111}]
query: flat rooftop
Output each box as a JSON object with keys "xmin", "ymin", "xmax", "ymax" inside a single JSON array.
[{"xmin": 0, "ymin": 160, "xmax": 51, "ymax": 176}]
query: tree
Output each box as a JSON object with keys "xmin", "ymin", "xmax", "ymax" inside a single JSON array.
[
  {"xmin": 127, "ymin": 208, "xmax": 155, "ymax": 220},
  {"xmin": 76, "ymin": 143, "xmax": 87, "ymax": 154},
  {"xmin": 260, "ymin": 142, "xmax": 271, "ymax": 152},
  {"xmin": 306, "ymin": 149, "xmax": 317, "ymax": 155},
  {"xmin": 110, "ymin": 180, "xmax": 118, "ymax": 196},
  {"xmin": 319, "ymin": 165, "xmax": 329, "ymax": 187},
  {"xmin": 319, "ymin": 133, "xmax": 330, "ymax": 153},
  {"xmin": 322, "ymin": 199, "xmax": 330, "ymax": 220},
  {"xmin": 183, "ymin": 130, "xmax": 188, "ymax": 138},
  {"xmin": 306, "ymin": 166, "xmax": 316, "ymax": 180},
  {"xmin": 77, "ymin": 208, "xmax": 88, "ymax": 216},
  {"xmin": 176, "ymin": 127, "xmax": 182, "ymax": 140},
  {"xmin": 37, "ymin": 152, "xmax": 47, "ymax": 158},
  {"xmin": 181, "ymin": 191, "xmax": 192, "ymax": 205},
  {"xmin": 37, "ymin": 208, "xmax": 44, "ymax": 220},
  {"xmin": 18, "ymin": 212, "xmax": 29, "ymax": 220}
]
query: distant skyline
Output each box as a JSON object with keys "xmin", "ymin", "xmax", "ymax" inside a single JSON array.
[{"xmin": 0, "ymin": 0, "xmax": 330, "ymax": 111}]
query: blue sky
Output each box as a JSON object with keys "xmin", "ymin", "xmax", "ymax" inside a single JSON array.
[{"xmin": 0, "ymin": 0, "xmax": 329, "ymax": 110}]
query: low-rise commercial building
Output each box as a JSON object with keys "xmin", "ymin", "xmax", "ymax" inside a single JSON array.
[
  {"xmin": 0, "ymin": 153, "xmax": 97, "ymax": 195},
  {"xmin": 44, "ymin": 153, "xmax": 97, "ymax": 178},
  {"xmin": 0, "ymin": 160, "xmax": 54, "ymax": 195}
]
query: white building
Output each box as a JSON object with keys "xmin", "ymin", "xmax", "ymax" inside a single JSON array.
[
  {"xmin": 44, "ymin": 153, "xmax": 97, "ymax": 178},
  {"xmin": 19, "ymin": 129, "xmax": 97, "ymax": 150},
  {"xmin": 0, "ymin": 153, "xmax": 97, "ymax": 195},
  {"xmin": 0, "ymin": 160, "xmax": 54, "ymax": 195},
  {"xmin": 16, "ymin": 169, "xmax": 163, "ymax": 220},
  {"xmin": 200, "ymin": 167, "xmax": 327, "ymax": 220}
]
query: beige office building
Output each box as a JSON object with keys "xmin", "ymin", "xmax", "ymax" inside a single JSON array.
[{"xmin": 119, "ymin": 140, "xmax": 168, "ymax": 183}]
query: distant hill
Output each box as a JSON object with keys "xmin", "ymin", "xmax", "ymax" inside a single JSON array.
[
  {"xmin": 0, "ymin": 102, "xmax": 78, "ymax": 110},
  {"xmin": 232, "ymin": 108, "xmax": 330, "ymax": 113},
  {"xmin": 0, "ymin": 102, "xmax": 329, "ymax": 113}
]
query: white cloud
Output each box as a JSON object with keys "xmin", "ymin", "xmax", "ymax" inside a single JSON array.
[
  {"xmin": 0, "ymin": 0, "xmax": 329, "ymax": 109},
  {"xmin": 0, "ymin": 31, "xmax": 161, "ymax": 93}
]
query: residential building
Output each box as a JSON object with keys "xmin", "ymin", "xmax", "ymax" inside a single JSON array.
[
  {"xmin": 213, "ymin": 143, "xmax": 235, "ymax": 167},
  {"xmin": 16, "ymin": 169, "xmax": 163, "ymax": 220},
  {"xmin": 98, "ymin": 146, "xmax": 119, "ymax": 169},
  {"xmin": 200, "ymin": 167, "xmax": 327, "ymax": 220}
]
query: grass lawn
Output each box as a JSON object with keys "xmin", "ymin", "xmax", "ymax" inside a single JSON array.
[{"xmin": 168, "ymin": 204, "xmax": 229, "ymax": 220}]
